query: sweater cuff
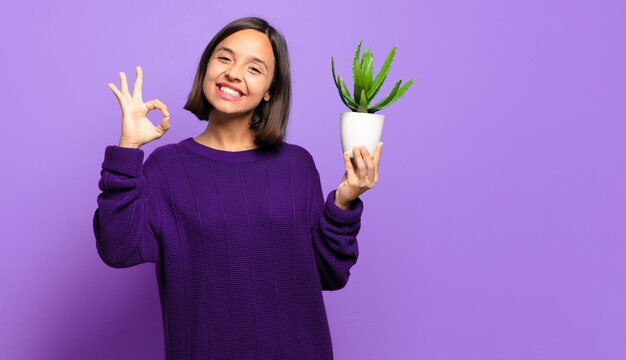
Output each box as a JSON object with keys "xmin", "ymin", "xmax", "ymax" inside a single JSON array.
[
  {"xmin": 324, "ymin": 189, "xmax": 363, "ymax": 224},
  {"xmin": 102, "ymin": 145, "xmax": 145, "ymax": 178}
]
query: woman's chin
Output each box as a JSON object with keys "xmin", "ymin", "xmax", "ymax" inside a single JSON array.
[{"xmin": 208, "ymin": 107, "xmax": 254, "ymax": 121}]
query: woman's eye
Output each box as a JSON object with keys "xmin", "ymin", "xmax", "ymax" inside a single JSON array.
[
  {"xmin": 218, "ymin": 57, "xmax": 230, "ymax": 61},
  {"xmin": 250, "ymin": 67, "xmax": 260, "ymax": 73}
]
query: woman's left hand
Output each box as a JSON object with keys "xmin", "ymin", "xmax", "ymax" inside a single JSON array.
[{"xmin": 335, "ymin": 142, "xmax": 383, "ymax": 210}]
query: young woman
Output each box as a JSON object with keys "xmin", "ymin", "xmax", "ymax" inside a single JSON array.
[{"xmin": 93, "ymin": 16, "xmax": 382, "ymax": 359}]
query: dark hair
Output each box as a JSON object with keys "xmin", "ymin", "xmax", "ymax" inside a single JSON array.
[{"xmin": 184, "ymin": 17, "xmax": 291, "ymax": 148}]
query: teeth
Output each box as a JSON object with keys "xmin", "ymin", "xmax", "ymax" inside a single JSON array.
[{"xmin": 219, "ymin": 86, "xmax": 242, "ymax": 97}]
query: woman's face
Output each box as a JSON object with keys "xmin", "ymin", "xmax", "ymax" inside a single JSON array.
[{"xmin": 203, "ymin": 29, "xmax": 275, "ymax": 119}]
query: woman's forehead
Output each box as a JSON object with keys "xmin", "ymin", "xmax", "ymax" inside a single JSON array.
[{"xmin": 216, "ymin": 29, "xmax": 274, "ymax": 62}]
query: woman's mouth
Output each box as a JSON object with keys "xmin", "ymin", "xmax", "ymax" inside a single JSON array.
[{"xmin": 216, "ymin": 85, "xmax": 244, "ymax": 100}]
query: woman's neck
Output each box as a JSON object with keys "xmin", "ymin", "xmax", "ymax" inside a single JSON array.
[{"xmin": 196, "ymin": 111, "xmax": 258, "ymax": 151}]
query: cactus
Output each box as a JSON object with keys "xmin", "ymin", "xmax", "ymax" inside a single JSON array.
[{"xmin": 332, "ymin": 40, "xmax": 416, "ymax": 113}]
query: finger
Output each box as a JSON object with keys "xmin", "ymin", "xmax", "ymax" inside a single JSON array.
[
  {"xmin": 373, "ymin": 142, "xmax": 383, "ymax": 167},
  {"xmin": 156, "ymin": 114, "xmax": 171, "ymax": 135},
  {"xmin": 353, "ymin": 146, "xmax": 366, "ymax": 177},
  {"xmin": 361, "ymin": 146, "xmax": 376, "ymax": 182},
  {"xmin": 344, "ymin": 151, "xmax": 355, "ymax": 175},
  {"xmin": 120, "ymin": 71, "xmax": 130, "ymax": 95},
  {"xmin": 144, "ymin": 98, "xmax": 170, "ymax": 117},
  {"xmin": 107, "ymin": 82, "xmax": 124, "ymax": 103},
  {"xmin": 132, "ymin": 65, "xmax": 143, "ymax": 100},
  {"xmin": 373, "ymin": 142, "xmax": 382, "ymax": 183},
  {"xmin": 350, "ymin": 158, "xmax": 358, "ymax": 172}
]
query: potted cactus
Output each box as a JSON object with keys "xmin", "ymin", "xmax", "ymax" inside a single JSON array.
[{"xmin": 332, "ymin": 40, "xmax": 416, "ymax": 157}]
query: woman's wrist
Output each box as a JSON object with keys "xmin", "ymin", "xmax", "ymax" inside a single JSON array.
[
  {"xmin": 334, "ymin": 191, "xmax": 352, "ymax": 211},
  {"xmin": 118, "ymin": 141, "xmax": 141, "ymax": 149}
]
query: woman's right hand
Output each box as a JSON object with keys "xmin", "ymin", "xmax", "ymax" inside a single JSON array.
[{"xmin": 108, "ymin": 66, "xmax": 170, "ymax": 148}]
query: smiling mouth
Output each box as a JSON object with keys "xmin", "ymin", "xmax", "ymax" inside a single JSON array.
[{"xmin": 217, "ymin": 85, "xmax": 244, "ymax": 98}]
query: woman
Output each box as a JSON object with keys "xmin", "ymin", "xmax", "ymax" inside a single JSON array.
[{"xmin": 93, "ymin": 16, "xmax": 382, "ymax": 359}]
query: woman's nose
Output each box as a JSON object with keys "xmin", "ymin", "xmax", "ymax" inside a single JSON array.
[{"xmin": 225, "ymin": 65, "xmax": 243, "ymax": 81}]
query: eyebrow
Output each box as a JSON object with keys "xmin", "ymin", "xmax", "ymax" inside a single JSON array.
[{"xmin": 215, "ymin": 46, "xmax": 269, "ymax": 71}]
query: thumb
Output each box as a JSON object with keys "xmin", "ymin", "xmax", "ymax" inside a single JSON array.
[{"xmin": 156, "ymin": 115, "xmax": 171, "ymax": 135}]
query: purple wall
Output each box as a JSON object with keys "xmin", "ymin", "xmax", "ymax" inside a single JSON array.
[{"xmin": 2, "ymin": 0, "xmax": 625, "ymax": 358}]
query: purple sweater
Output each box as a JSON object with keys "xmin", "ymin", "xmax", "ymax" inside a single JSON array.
[{"xmin": 92, "ymin": 137, "xmax": 364, "ymax": 359}]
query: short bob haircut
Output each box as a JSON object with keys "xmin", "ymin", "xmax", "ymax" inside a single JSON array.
[{"xmin": 184, "ymin": 17, "xmax": 291, "ymax": 148}]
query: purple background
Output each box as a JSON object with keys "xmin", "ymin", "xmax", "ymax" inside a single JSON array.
[{"xmin": 2, "ymin": 0, "xmax": 625, "ymax": 359}]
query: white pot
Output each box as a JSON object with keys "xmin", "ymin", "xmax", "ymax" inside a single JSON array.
[{"xmin": 340, "ymin": 111, "xmax": 384, "ymax": 158}]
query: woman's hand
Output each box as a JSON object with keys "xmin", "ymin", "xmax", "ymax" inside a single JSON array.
[
  {"xmin": 335, "ymin": 142, "xmax": 383, "ymax": 210},
  {"xmin": 108, "ymin": 66, "xmax": 171, "ymax": 148}
]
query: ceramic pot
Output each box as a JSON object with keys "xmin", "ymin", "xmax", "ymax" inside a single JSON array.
[{"xmin": 340, "ymin": 111, "xmax": 384, "ymax": 158}]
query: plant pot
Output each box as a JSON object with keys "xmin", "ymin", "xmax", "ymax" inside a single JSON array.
[{"xmin": 340, "ymin": 111, "xmax": 384, "ymax": 158}]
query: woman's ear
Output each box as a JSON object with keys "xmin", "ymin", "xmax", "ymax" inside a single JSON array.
[{"xmin": 263, "ymin": 92, "xmax": 271, "ymax": 102}]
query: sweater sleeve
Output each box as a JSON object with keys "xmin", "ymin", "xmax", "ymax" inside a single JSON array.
[
  {"xmin": 92, "ymin": 145, "xmax": 162, "ymax": 268},
  {"xmin": 307, "ymin": 158, "xmax": 364, "ymax": 291}
]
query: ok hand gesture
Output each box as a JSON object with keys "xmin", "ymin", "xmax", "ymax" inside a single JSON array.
[{"xmin": 108, "ymin": 66, "xmax": 170, "ymax": 148}]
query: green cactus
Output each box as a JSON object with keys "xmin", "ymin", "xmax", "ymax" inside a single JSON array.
[{"xmin": 332, "ymin": 40, "xmax": 416, "ymax": 113}]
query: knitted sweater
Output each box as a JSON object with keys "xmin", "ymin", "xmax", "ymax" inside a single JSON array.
[{"xmin": 92, "ymin": 136, "xmax": 364, "ymax": 360}]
